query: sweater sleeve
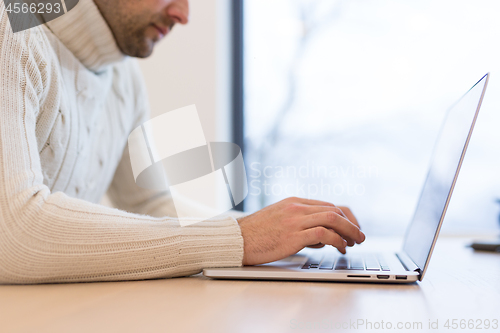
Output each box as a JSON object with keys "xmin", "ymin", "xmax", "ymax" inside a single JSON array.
[{"xmin": 0, "ymin": 18, "xmax": 243, "ymax": 285}]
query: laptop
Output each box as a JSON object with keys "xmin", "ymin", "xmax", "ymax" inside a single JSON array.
[{"xmin": 204, "ymin": 73, "xmax": 490, "ymax": 283}]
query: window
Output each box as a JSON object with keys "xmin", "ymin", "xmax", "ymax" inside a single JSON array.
[{"xmin": 241, "ymin": 0, "xmax": 500, "ymax": 235}]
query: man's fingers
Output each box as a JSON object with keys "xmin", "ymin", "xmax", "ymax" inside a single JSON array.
[
  {"xmin": 297, "ymin": 205, "xmax": 348, "ymax": 218},
  {"xmin": 303, "ymin": 211, "xmax": 365, "ymax": 244},
  {"xmin": 288, "ymin": 197, "xmax": 336, "ymax": 207},
  {"xmin": 301, "ymin": 227, "xmax": 347, "ymax": 254},
  {"xmin": 287, "ymin": 205, "xmax": 361, "ymax": 245},
  {"xmin": 293, "ymin": 205, "xmax": 357, "ymax": 245},
  {"xmin": 337, "ymin": 206, "xmax": 359, "ymax": 228},
  {"xmin": 303, "ymin": 204, "xmax": 360, "ymax": 229},
  {"xmin": 306, "ymin": 243, "xmax": 326, "ymax": 249},
  {"xmin": 284, "ymin": 200, "xmax": 360, "ymax": 230}
]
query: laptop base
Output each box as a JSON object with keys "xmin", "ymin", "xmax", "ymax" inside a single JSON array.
[{"xmin": 203, "ymin": 247, "xmax": 419, "ymax": 284}]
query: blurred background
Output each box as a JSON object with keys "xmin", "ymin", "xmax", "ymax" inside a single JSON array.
[{"xmin": 139, "ymin": 0, "xmax": 500, "ymax": 237}]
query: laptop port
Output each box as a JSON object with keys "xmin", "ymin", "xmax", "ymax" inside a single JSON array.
[
  {"xmin": 377, "ymin": 275, "xmax": 390, "ymax": 279},
  {"xmin": 347, "ymin": 275, "xmax": 370, "ymax": 278},
  {"xmin": 396, "ymin": 275, "xmax": 407, "ymax": 280}
]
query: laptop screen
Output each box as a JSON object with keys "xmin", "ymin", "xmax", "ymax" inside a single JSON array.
[{"xmin": 402, "ymin": 74, "xmax": 489, "ymax": 273}]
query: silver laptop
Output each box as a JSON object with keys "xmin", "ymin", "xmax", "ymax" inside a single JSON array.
[{"xmin": 204, "ymin": 73, "xmax": 489, "ymax": 283}]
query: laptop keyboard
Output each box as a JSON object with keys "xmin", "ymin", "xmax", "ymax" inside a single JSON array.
[{"xmin": 301, "ymin": 254, "xmax": 390, "ymax": 271}]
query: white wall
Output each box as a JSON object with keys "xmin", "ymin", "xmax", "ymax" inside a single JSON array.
[
  {"xmin": 137, "ymin": 0, "xmax": 232, "ymax": 143},
  {"xmin": 137, "ymin": 0, "xmax": 233, "ymax": 210}
]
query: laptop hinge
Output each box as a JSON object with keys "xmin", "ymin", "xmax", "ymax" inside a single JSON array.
[{"xmin": 396, "ymin": 252, "xmax": 421, "ymax": 274}]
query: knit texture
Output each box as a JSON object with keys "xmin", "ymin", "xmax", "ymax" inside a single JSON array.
[{"xmin": 0, "ymin": 0, "xmax": 244, "ymax": 284}]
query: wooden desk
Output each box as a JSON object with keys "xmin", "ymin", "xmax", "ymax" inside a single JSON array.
[{"xmin": 1, "ymin": 236, "xmax": 499, "ymax": 333}]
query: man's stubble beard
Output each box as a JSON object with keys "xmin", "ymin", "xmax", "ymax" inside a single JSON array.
[
  {"xmin": 113, "ymin": 11, "xmax": 175, "ymax": 58},
  {"xmin": 93, "ymin": 0, "xmax": 156, "ymax": 58},
  {"xmin": 118, "ymin": 25, "xmax": 155, "ymax": 58},
  {"xmin": 112, "ymin": 15, "xmax": 155, "ymax": 58}
]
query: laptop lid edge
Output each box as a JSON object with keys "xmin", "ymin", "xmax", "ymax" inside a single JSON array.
[{"xmin": 401, "ymin": 73, "xmax": 490, "ymax": 281}]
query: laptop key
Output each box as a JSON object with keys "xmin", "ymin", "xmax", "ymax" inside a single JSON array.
[
  {"xmin": 334, "ymin": 257, "xmax": 349, "ymax": 270},
  {"xmin": 377, "ymin": 255, "xmax": 390, "ymax": 271},
  {"xmin": 310, "ymin": 257, "xmax": 322, "ymax": 266},
  {"xmin": 365, "ymin": 258, "xmax": 381, "ymax": 271},
  {"xmin": 302, "ymin": 256, "xmax": 323, "ymax": 269},
  {"xmin": 350, "ymin": 257, "xmax": 365, "ymax": 270},
  {"xmin": 319, "ymin": 258, "xmax": 335, "ymax": 270}
]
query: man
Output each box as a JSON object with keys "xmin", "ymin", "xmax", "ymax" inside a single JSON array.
[{"xmin": 0, "ymin": 0, "xmax": 365, "ymax": 284}]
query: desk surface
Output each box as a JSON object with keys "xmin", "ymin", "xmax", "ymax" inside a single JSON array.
[{"xmin": 1, "ymin": 236, "xmax": 499, "ymax": 333}]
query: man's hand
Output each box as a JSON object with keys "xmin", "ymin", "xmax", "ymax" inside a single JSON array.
[{"xmin": 237, "ymin": 197, "xmax": 365, "ymax": 266}]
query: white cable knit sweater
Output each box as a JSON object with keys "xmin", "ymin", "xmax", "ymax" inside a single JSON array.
[{"xmin": 0, "ymin": 0, "xmax": 244, "ymax": 284}]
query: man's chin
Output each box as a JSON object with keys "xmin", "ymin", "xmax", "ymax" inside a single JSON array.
[
  {"xmin": 136, "ymin": 45, "xmax": 155, "ymax": 58},
  {"xmin": 123, "ymin": 40, "xmax": 155, "ymax": 58}
]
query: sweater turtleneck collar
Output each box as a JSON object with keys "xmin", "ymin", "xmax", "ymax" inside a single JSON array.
[{"xmin": 46, "ymin": 0, "xmax": 125, "ymax": 73}]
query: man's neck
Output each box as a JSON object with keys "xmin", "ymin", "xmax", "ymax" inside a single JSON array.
[{"xmin": 46, "ymin": 0, "xmax": 125, "ymax": 72}]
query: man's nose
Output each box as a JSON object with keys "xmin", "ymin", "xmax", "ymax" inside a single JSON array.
[{"xmin": 166, "ymin": 0, "xmax": 190, "ymax": 25}]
